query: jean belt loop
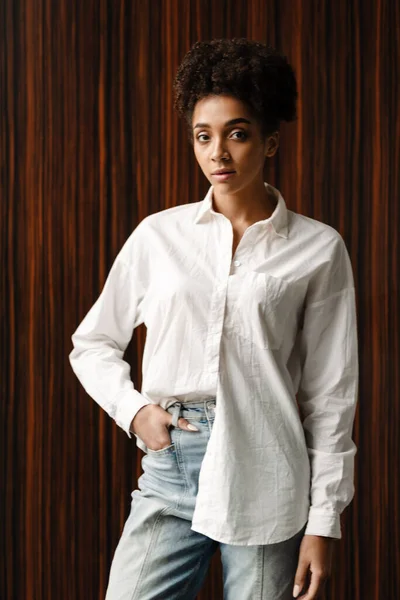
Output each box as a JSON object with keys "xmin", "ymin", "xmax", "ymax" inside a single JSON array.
[{"xmin": 170, "ymin": 402, "xmax": 182, "ymax": 428}]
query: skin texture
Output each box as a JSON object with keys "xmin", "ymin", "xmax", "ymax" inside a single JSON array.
[
  {"xmin": 130, "ymin": 404, "xmax": 199, "ymax": 450},
  {"xmin": 192, "ymin": 93, "xmax": 279, "ymax": 225},
  {"xmin": 131, "ymin": 92, "xmax": 336, "ymax": 599},
  {"xmin": 293, "ymin": 534, "xmax": 335, "ymax": 599}
]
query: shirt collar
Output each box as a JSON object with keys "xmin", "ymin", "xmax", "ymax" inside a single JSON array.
[{"xmin": 193, "ymin": 181, "xmax": 289, "ymax": 239}]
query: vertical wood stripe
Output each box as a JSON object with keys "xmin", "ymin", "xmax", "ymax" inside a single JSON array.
[{"xmin": 1, "ymin": 1, "xmax": 399, "ymax": 598}]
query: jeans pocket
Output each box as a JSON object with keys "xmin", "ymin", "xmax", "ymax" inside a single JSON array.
[
  {"xmin": 145, "ymin": 423, "xmax": 179, "ymax": 455},
  {"xmin": 146, "ymin": 442, "xmax": 175, "ymax": 455}
]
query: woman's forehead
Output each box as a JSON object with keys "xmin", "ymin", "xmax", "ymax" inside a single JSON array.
[{"xmin": 192, "ymin": 95, "xmax": 253, "ymax": 125}]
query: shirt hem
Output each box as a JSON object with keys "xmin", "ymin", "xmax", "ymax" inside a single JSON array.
[{"xmin": 189, "ymin": 518, "xmax": 309, "ymax": 546}]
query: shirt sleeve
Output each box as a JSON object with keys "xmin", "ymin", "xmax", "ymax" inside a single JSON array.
[
  {"xmin": 68, "ymin": 224, "xmax": 151, "ymax": 438},
  {"xmin": 296, "ymin": 233, "xmax": 359, "ymax": 539}
]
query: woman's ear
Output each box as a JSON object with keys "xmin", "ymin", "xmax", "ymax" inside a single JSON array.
[{"xmin": 265, "ymin": 131, "xmax": 280, "ymax": 157}]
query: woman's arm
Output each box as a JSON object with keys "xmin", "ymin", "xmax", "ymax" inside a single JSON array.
[
  {"xmin": 69, "ymin": 224, "xmax": 151, "ymax": 437},
  {"xmin": 297, "ymin": 234, "xmax": 359, "ymax": 539},
  {"xmin": 293, "ymin": 234, "xmax": 359, "ymax": 598}
]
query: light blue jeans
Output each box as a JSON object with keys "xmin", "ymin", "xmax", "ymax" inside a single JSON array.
[{"xmin": 105, "ymin": 399, "xmax": 305, "ymax": 600}]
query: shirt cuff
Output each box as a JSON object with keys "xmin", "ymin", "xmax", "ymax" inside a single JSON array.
[
  {"xmin": 304, "ymin": 507, "xmax": 342, "ymax": 539},
  {"xmin": 114, "ymin": 390, "xmax": 152, "ymax": 438}
]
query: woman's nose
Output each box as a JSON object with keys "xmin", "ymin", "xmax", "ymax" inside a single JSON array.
[{"xmin": 211, "ymin": 141, "xmax": 229, "ymax": 160}]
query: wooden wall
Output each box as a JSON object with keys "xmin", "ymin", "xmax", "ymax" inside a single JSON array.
[{"xmin": 1, "ymin": 1, "xmax": 399, "ymax": 598}]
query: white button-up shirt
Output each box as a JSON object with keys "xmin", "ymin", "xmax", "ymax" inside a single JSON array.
[{"xmin": 69, "ymin": 182, "xmax": 358, "ymax": 545}]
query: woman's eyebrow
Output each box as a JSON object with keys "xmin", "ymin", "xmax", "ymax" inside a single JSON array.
[{"xmin": 193, "ymin": 118, "xmax": 251, "ymax": 130}]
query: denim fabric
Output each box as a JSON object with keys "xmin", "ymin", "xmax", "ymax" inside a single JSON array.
[{"xmin": 105, "ymin": 399, "xmax": 305, "ymax": 600}]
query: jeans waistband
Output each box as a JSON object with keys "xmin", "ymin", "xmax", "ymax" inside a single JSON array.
[{"xmin": 166, "ymin": 398, "xmax": 216, "ymax": 428}]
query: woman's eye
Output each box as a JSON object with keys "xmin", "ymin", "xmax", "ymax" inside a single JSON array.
[
  {"xmin": 232, "ymin": 131, "xmax": 247, "ymax": 140},
  {"xmin": 197, "ymin": 131, "xmax": 247, "ymax": 142}
]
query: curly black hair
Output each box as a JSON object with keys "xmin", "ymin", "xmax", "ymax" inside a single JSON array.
[{"xmin": 173, "ymin": 37, "xmax": 298, "ymax": 145}]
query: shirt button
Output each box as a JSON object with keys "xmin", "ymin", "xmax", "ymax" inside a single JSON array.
[{"xmin": 233, "ymin": 260, "xmax": 241, "ymax": 266}]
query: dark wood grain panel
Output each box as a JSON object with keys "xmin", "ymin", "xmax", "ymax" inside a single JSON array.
[{"xmin": 1, "ymin": 1, "xmax": 399, "ymax": 598}]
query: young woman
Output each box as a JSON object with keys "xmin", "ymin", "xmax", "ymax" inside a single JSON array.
[{"xmin": 69, "ymin": 38, "xmax": 358, "ymax": 600}]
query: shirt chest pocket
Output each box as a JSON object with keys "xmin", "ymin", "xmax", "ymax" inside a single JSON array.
[{"xmin": 225, "ymin": 271, "xmax": 293, "ymax": 350}]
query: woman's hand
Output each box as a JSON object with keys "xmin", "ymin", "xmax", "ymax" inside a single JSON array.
[
  {"xmin": 130, "ymin": 404, "xmax": 199, "ymax": 451},
  {"xmin": 293, "ymin": 535, "xmax": 335, "ymax": 599}
]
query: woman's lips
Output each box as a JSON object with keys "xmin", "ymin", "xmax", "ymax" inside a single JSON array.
[{"xmin": 211, "ymin": 171, "xmax": 236, "ymax": 181}]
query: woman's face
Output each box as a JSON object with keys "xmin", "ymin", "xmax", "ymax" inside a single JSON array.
[{"xmin": 191, "ymin": 94, "xmax": 279, "ymax": 191}]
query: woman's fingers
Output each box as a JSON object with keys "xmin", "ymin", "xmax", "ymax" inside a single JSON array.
[{"xmin": 170, "ymin": 416, "xmax": 199, "ymax": 431}]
